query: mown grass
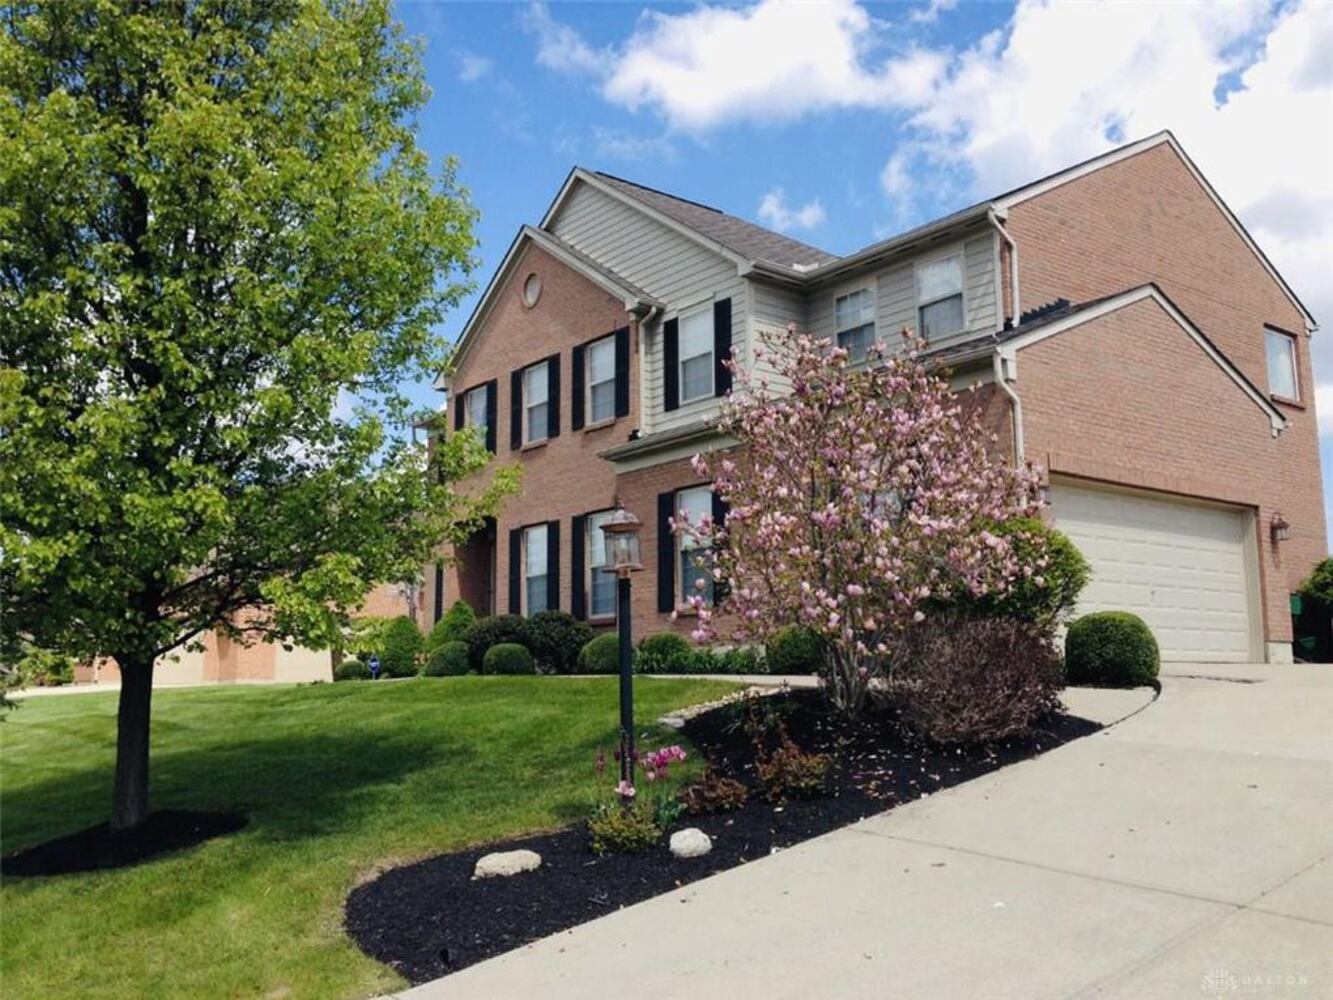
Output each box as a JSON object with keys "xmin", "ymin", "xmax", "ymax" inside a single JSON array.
[{"xmin": 0, "ymin": 676, "xmax": 733, "ymax": 999}]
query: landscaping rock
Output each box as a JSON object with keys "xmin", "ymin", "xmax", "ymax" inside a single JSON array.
[
  {"xmin": 472, "ymin": 849, "xmax": 541, "ymax": 880},
  {"xmin": 669, "ymin": 827, "xmax": 713, "ymax": 859}
]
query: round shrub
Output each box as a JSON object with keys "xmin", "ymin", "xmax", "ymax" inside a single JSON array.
[
  {"xmin": 765, "ymin": 625, "xmax": 825, "ymax": 675},
  {"xmin": 892, "ymin": 615, "xmax": 1065, "ymax": 745},
  {"xmin": 334, "ymin": 659, "xmax": 370, "ymax": 681},
  {"xmin": 463, "ymin": 614, "xmax": 535, "ymax": 671},
  {"xmin": 426, "ymin": 599, "xmax": 476, "ymax": 652},
  {"xmin": 1065, "ymin": 611, "xmax": 1159, "ymax": 686},
  {"xmin": 1298, "ymin": 556, "xmax": 1333, "ymax": 608},
  {"xmin": 528, "ymin": 610, "xmax": 594, "ymax": 674},
  {"xmin": 635, "ymin": 632, "xmax": 692, "ymax": 672},
  {"xmin": 378, "ymin": 615, "xmax": 423, "ymax": 677},
  {"xmin": 577, "ymin": 632, "xmax": 621, "ymax": 674},
  {"xmin": 422, "ymin": 640, "xmax": 471, "ymax": 677},
  {"xmin": 956, "ymin": 517, "xmax": 1089, "ymax": 631},
  {"xmin": 483, "ymin": 642, "xmax": 536, "ymax": 675}
]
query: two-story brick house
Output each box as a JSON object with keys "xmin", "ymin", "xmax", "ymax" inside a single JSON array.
[{"xmin": 428, "ymin": 131, "xmax": 1324, "ymax": 665}]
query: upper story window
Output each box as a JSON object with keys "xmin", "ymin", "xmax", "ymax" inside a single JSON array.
[
  {"xmin": 466, "ymin": 386, "xmax": 488, "ymax": 431},
  {"xmin": 834, "ymin": 287, "xmax": 876, "ymax": 362},
  {"xmin": 676, "ymin": 486, "xmax": 714, "ymax": 606},
  {"xmin": 1265, "ymin": 328, "xmax": 1298, "ymax": 400},
  {"xmin": 586, "ymin": 335, "xmax": 617, "ymax": 425},
  {"xmin": 916, "ymin": 254, "xmax": 965, "ymax": 340},
  {"xmin": 584, "ymin": 509, "xmax": 616, "ymax": 619},
  {"xmin": 678, "ymin": 306, "xmax": 714, "ymax": 404},
  {"xmin": 523, "ymin": 359, "xmax": 552, "ymax": 444},
  {"xmin": 523, "ymin": 523, "xmax": 549, "ymax": 614}
]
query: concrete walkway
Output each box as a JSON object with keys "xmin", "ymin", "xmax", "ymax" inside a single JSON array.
[{"xmin": 396, "ymin": 664, "xmax": 1332, "ymax": 1000}]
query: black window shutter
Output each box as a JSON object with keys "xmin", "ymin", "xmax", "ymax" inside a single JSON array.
[
  {"xmin": 546, "ymin": 519, "xmax": 560, "ymax": 611},
  {"xmin": 453, "ymin": 390, "xmax": 465, "ymax": 431},
  {"xmin": 713, "ymin": 298, "xmax": 732, "ymax": 397},
  {"xmin": 657, "ymin": 490, "xmax": 676, "ymax": 612},
  {"xmin": 433, "ymin": 562, "xmax": 444, "ymax": 623},
  {"xmin": 570, "ymin": 514, "xmax": 587, "ymax": 620},
  {"xmin": 614, "ymin": 326, "xmax": 631, "ymax": 418},
  {"xmin": 547, "ymin": 354, "xmax": 561, "ymax": 439},
  {"xmin": 663, "ymin": 318, "xmax": 680, "ymax": 412},
  {"xmin": 508, "ymin": 528, "xmax": 522, "ymax": 613},
  {"xmin": 484, "ymin": 379, "xmax": 497, "ymax": 453},
  {"xmin": 510, "ymin": 369, "xmax": 523, "ymax": 451},
  {"xmin": 571, "ymin": 344, "xmax": 586, "ymax": 431},
  {"xmin": 711, "ymin": 490, "xmax": 730, "ymax": 603}
]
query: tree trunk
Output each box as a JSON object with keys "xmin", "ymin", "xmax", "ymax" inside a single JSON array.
[{"xmin": 111, "ymin": 657, "xmax": 154, "ymax": 830}]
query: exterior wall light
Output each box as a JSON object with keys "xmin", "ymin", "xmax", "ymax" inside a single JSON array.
[{"xmin": 1271, "ymin": 512, "xmax": 1291, "ymax": 544}]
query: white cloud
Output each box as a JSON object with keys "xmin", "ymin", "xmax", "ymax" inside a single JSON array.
[
  {"xmin": 909, "ymin": 0, "xmax": 958, "ymax": 25},
  {"xmin": 522, "ymin": 1, "xmax": 605, "ymax": 76},
  {"xmin": 757, "ymin": 188, "xmax": 827, "ymax": 233},
  {"xmin": 591, "ymin": 127, "xmax": 675, "ymax": 162},
  {"xmin": 457, "ymin": 53, "xmax": 493, "ymax": 83}
]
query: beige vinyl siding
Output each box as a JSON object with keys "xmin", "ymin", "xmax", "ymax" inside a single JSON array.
[
  {"xmin": 549, "ymin": 180, "xmax": 745, "ymax": 435},
  {"xmin": 748, "ymin": 279, "xmax": 806, "ymax": 393},
  {"xmin": 806, "ymin": 225, "xmax": 999, "ymax": 352}
]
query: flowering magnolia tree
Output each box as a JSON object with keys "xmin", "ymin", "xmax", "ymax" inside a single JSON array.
[{"xmin": 683, "ymin": 331, "xmax": 1048, "ymax": 719}]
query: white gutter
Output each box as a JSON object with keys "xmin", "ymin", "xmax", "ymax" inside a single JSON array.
[
  {"xmin": 988, "ymin": 209, "xmax": 1020, "ymax": 325},
  {"xmin": 993, "ymin": 348, "xmax": 1025, "ymax": 463}
]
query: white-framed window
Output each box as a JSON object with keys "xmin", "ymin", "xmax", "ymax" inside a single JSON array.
[
  {"xmin": 678, "ymin": 306, "xmax": 714, "ymax": 404},
  {"xmin": 523, "ymin": 360, "xmax": 551, "ymax": 444},
  {"xmin": 585, "ymin": 509, "xmax": 616, "ymax": 619},
  {"xmin": 523, "ymin": 523, "xmax": 549, "ymax": 614},
  {"xmin": 834, "ymin": 287, "xmax": 876, "ymax": 362},
  {"xmin": 676, "ymin": 486, "xmax": 714, "ymax": 606},
  {"xmin": 466, "ymin": 385, "xmax": 488, "ymax": 431},
  {"xmin": 586, "ymin": 335, "xmax": 617, "ymax": 424},
  {"xmin": 1265, "ymin": 327, "xmax": 1299, "ymax": 400},
  {"xmin": 916, "ymin": 253, "xmax": 965, "ymax": 340}
]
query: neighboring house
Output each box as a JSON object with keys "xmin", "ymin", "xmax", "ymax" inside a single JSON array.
[
  {"xmin": 72, "ymin": 582, "xmax": 412, "ymax": 686},
  {"xmin": 428, "ymin": 131, "xmax": 1323, "ymax": 665}
]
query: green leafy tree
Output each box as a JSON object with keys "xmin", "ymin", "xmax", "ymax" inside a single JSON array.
[{"xmin": 0, "ymin": 1, "xmax": 518, "ymax": 829}]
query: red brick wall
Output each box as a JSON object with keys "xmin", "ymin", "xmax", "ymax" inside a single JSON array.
[
  {"xmin": 428, "ymin": 241, "xmax": 638, "ymax": 626},
  {"xmin": 1005, "ymin": 142, "xmax": 1326, "ymax": 643},
  {"xmin": 1008, "ymin": 297, "xmax": 1323, "ymax": 644}
]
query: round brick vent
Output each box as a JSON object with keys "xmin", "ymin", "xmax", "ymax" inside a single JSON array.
[{"xmin": 522, "ymin": 272, "xmax": 542, "ymax": 308}]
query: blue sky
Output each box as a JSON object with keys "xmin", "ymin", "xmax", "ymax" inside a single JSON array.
[{"xmin": 393, "ymin": 0, "xmax": 1333, "ymax": 546}]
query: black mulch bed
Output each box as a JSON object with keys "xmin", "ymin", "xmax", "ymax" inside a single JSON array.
[
  {"xmin": 1, "ymin": 809, "xmax": 248, "ymax": 877},
  {"xmin": 345, "ymin": 690, "xmax": 1100, "ymax": 984}
]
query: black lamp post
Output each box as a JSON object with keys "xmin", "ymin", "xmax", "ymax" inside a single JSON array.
[{"xmin": 600, "ymin": 505, "xmax": 643, "ymax": 805}]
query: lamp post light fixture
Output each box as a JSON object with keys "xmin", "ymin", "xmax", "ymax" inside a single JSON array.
[{"xmin": 601, "ymin": 506, "xmax": 643, "ymax": 804}]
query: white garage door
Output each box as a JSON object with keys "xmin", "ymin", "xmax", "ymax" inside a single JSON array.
[{"xmin": 1050, "ymin": 482, "xmax": 1256, "ymax": 662}]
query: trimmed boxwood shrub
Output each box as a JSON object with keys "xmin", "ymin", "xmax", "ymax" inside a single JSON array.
[
  {"xmin": 577, "ymin": 632, "xmax": 621, "ymax": 674},
  {"xmin": 1065, "ymin": 611, "xmax": 1159, "ymax": 686},
  {"xmin": 483, "ymin": 642, "xmax": 536, "ymax": 675},
  {"xmin": 379, "ymin": 615, "xmax": 423, "ymax": 677},
  {"xmin": 528, "ymin": 610, "xmax": 594, "ymax": 674},
  {"xmin": 334, "ymin": 659, "xmax": 371, "ymax": 681},
  {"xmin": 422, "ymin": 640, "xmax": 471, "ymax": 677},
  {"xmin": 635, "ymin": 632, "xmax": 692, "ymax": 672},
  {"xmin": 765, "ymin": 625, "xmax": 825, "ymax": 675},
  {"xmin": 426, "ymin": 600, "xmax": 476, "ymax": 652},
  {"xmin": 463, "ymin": 614, "xmax": 535, "ymax": 671},
  {"xmin": 954, "ymin": 517, "xmax": 1090, "ymax": 632},
  {"xmin": 634, "ymin": 644, "xmax": 766, "ymax": 675},
  {"xmin": 892, "ymin": 615, "xmax": 1065, "ymax": 745}
]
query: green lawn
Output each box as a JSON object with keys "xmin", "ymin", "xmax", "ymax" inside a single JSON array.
[{"xmin": 0, "ymin": 676, "xmax": 733, "ymax": 999}]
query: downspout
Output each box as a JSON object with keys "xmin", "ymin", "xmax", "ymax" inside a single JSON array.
[
  {"xmin": 993, "ymin": 348, "xmax": 1025, "ymax": 464},
  {"xmin": 634, "ymin": 302, "xmax": 662, "ymax": 439},
  {"xmin": 988, "ymin": 208, "xmax": 1020, "ymax": 326}
]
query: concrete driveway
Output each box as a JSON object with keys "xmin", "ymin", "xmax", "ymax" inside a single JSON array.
[{"xmin": 396, "ymin": 664, "xmax": 1332, "ymax": 1000}]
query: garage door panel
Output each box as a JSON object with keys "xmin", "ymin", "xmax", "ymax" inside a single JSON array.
[{"xmin": 1051, "ymin": 483, "xmax": 1254, "ymax": 663}]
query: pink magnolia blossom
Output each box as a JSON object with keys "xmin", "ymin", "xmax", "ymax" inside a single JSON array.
[{"xmin": 681, "ymin": 327, "xmax": 1046, "ymax": 719}]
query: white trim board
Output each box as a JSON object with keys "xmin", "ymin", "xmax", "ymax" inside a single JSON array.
[
  {"xmin": 994, "ymin": 131, "xmax": 1317, "ymax": 333},
  {"xmin": 1002, "ymin": 284, "xmax": 1288, "ymax": 435}
]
